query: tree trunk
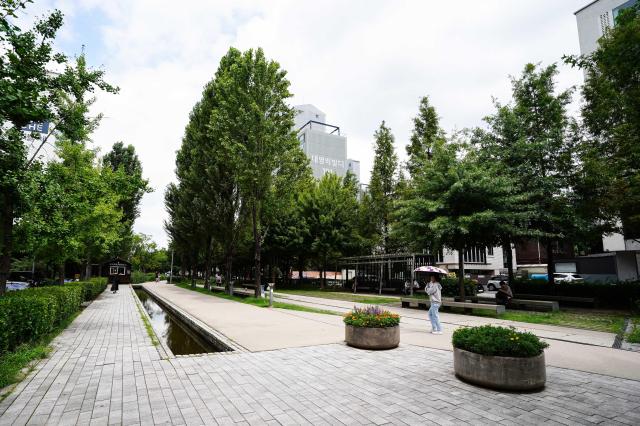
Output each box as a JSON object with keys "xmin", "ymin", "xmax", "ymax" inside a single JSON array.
[
  {"xmin": 383, "ymin": 218, "xmax": 389, "ymax": 255},
  {"xmin": 225, "ymin": 253, "xmax": 233, "ymax": 295},
  {"xmin": 204, "ymin": 236, "xmax": 212, "ymax": 290},
  {"xmin": 503, "ymin": 236, "xmax": 514, "ymax": 284},
  {"xmin": 252, "ymin": 203, "xmax": 262, "ymax": 298},
  {"xmin": 271, "ymin": 262, "xmax": 276, "ymax": 287},
  {"xmin": 284, "ymin": 259, "xmax": 290, "ymax": 286},
  {"xmin": 458, "ymin": 243, "xmax": 466, "ymax": 299},
  {"xmin": 546, "ymin": 240, "xmax": 555, "ymax": 285},
  {"xmin": 0, "ymin": 192, "xmax": 14, "ymax": 295},
  {"xmin": 298, "ymin": 256, "xmax": 304, "ymax": 281},
  {"xmin": 58, "ymin": 263, "xmax": 65, "ymax": 286},
  {"xmin": 85, "ymin": 256, "xmax": 92, "ymax": 280}
]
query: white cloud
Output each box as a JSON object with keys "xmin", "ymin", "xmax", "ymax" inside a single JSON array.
[{"xmin": 32, "ymin": 0, "xmax": 587, "ymax": 246}]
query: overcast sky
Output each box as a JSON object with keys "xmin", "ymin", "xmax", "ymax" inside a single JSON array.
[{"xmin": 26, "ymin": 0, "xmax": 588, "ymax": 247}]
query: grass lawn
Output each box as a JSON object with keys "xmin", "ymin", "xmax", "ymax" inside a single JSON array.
[
  {"xmin": 403, "ymin": 294, "xmax": 629, "ymax": 333},
  {"xmin": 471, "ymin": 309, "xmax": 628, "ymax": 334},
  {"xmin": 276, "ymin": 289, "xmax": 399, "ymax": 305},
  {"xmin": 176, "ymin": 283, "xmax": 342, "ymax": 316},
  {"xmin": 627, "ymin": 320, "xmax": 640, "ymax": 343},
  {"xmin": 134, "ymin": 298, "xmax": 159, "ymax": 346},
  {"xmin": 0, "ymin": 311, "xmax": 80, "ymax": 394}
]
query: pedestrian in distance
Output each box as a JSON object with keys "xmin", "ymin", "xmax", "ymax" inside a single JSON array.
[
  {"xmin": 426, "ymin": 274, "xmax": 443, "ymax": 334},
  {"xmin": 495, "ymin": 280, "xmax": 513, "ymax": 306},
  {"xmin": 111, "ymin": 275, "xmax": 119, "ymax": 294}
]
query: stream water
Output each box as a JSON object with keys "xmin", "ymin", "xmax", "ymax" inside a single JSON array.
[{"xmin": 134, "ymin": 288, "xmax": 220, "ymax": 355}]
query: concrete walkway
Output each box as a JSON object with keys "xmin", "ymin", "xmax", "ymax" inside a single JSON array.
[
  {"xmin": 142, "ymin": 284, "xmax": 344, "ymax": 352},
  {"xmin": 272, "ymin": 292, "xmax": 617, "ymax": 346},
  {"xmin": 1, "ymin": 284, "xmax": 640, "ymax": 425},
  {"xmin": 271, "ymin": 292, "xmax": 640, "ymax": 381},
  {"xmin": 159, "ymin": 284, "xmax": 640, "ymax": 380}
]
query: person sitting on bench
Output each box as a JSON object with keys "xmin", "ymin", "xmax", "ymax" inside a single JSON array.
[{"xmin": 495, "ymin": 280, "xmax": 513, "ymax": 305}]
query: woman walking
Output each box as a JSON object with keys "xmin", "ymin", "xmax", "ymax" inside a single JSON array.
[
  {"xmin": 111, "ymin": 275, "xmax": 119, "ymax": 294},
  {"xmin": 426, "ymin": 275, "xmax": 443, "ymax": 334}
]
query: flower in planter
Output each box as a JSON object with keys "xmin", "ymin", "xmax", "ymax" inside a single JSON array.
[
  {"xmin": 343, "ymin": 305, "xmax": 400, "ymax": 328},
  {"xmin": 452, "ymin": 325, "xmax": 548, "ymax": 358}
]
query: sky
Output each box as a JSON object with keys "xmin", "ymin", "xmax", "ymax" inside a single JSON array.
[{"xmin": 23, "ymin": 0, "xmax": 588, "ymax": 247}]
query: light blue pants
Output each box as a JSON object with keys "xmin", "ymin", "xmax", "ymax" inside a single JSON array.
[{"xmin": 428, "ymin": 302, "xmax": 442, "ymax": 332}]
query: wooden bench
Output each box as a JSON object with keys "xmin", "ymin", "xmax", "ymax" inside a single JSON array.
[
  {"xmin": 454, "ymin": 296, "xmax": 559, "ymax": 312},
  {"xmin": 516, "ymin": 294, "xmax": 596, "ymax": 307},
  {"xmin": 401, "ymin": 298, "xmax": 506, "ymax": 314}
]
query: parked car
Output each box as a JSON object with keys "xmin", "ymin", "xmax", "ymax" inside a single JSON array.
[
  {"xmin": 484, "ymin": 275, "xmax": 509, "ymax": 291},
  {"xmin": 553, "ymin": 273, "xmax": 584, "ymax": 283},
  {"xmin": 6, "ymin": 281, "xmax": 29, "ymax": 291}
]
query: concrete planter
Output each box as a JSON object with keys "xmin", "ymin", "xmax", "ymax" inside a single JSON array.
[
  {"xmin": 345, "ymin": 325, "xmax": 400, "ymax": 350},
  {"xmin": 453, "ymin": 348, "xmax": 546, "ymax": 391}
]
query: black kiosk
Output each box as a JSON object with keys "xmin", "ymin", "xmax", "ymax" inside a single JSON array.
[{"xmin": 103, "ymin": 258, "xmax": 132, "ymax": 284}]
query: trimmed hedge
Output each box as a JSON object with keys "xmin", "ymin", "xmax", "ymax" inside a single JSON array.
[
  {"xmin": 67, "ymin": 278, "xmax": 108, "ymax": 302},
  {"xmin": 0, "ymin": 280, "xmax": 106, "ymax": 356},
  {"xmin": 452, "ymin": 325, "xmax": 548, "ymax": 358},
  {"xmin": 441, "ymin": 277, "xmax": 477, "ymax": 297},
  {"xmin": 131, "ymin": 271, "xmax": 156, "ymax": 284},
  {"xmin": 511, "ymin": 279, "xmax": 640, "ymax": 308}
]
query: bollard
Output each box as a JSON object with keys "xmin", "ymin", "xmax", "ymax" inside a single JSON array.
[{"xmin": 268, "ymin": 282, "xmax": 274, "ymax": 307}]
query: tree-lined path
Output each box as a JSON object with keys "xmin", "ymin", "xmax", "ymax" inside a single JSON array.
[{"xmin": 0, "ymin": 285, "xmax": 639, "ymax": 425}]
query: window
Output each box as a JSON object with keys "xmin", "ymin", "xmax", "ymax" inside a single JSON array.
[
  {"xmin": 613, "ymin": 0, "xmax": 638, "ymax": 22},
  {"xmin": 464, "ymin": 246, "xmax": 487, "ymax": 264},
  {"xmin": 118, "ymin": 267, "xmax": 126, "ymax": 275},
  {"xmin": 109, "ymin": 266, "xmax": 118, "ymax": 275},
  {"xmin": 487, "ymin": 246, "xmax": 494, "ymax": 256}
]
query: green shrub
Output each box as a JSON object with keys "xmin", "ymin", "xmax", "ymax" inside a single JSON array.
[
  {"xmin": 67, "ymin": 280, "xmax": 107, "ymax": 302},
  {"xmin": 452, "ymin": 325, "xmax": 548, "ymax": 358},
  {"xmin": 131, "ymin": 271, "xmax": 155, "ymax": 284},
  {"xmin": 0, "ymin": 282, "xmax": 104, "ymax": 357},
  {"xmin": 441, "ymin": 277, "xmax": 477, "ymax": 297},
  {"xmin": 510, "ymin": 280, "xmax": 640, "ymax": 309},
  {"xmin": 343, "ymin": 305, "xmax": 400, "ymax": 328}
]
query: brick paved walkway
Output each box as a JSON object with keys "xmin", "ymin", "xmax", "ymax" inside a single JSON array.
[{"xmin": 1, "ymin": 286, "xmax": 639, "ymax": 425}]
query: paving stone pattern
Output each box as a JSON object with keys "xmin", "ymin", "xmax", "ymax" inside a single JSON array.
[{"xmin": 0, "ymin": 286, "xmax": 639, "ymax": 425}]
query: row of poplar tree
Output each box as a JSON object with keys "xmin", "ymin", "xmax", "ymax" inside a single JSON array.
[
  {"xmin": 168, "ymin": 6, "xmax": 639, "ymax": 297},
  {"xmin": 0, "ymin": 1, "xmax": 150, "ymax": 293}
]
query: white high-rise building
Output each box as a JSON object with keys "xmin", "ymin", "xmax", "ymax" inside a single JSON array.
[
  {"xmin": 575, "ymin": 0, "xmax": 639, "ymax": 253},
  {"xmin": 575, "ymin": 0, "xmax": 637, "ymax": 55},
  {"xmin": 294, "ymin": 104, "xmax": 360, "ymax": 182}
]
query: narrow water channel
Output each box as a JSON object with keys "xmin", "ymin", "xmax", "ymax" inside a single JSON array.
[{"xmin": 134, "ymin": 288, "xmax": 220, "ymax": 355}]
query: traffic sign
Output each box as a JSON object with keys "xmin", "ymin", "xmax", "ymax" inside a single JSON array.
[{"xmin": 21, "ymin": 121, "xmax": 49, "ymax": 134}]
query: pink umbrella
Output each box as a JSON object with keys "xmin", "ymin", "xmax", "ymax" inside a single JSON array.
[{"xmin": 414, "ymin": 265, "xmax": 448, "ymax": 274}]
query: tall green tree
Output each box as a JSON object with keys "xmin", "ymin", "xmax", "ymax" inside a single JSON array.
[
  {"xmin": 406, "ymin": 96, "xmax": 444, "ymax": 179},
  {"xmin": 475, "ymin": 63, "xmax": 575, "ymax": 284},
  {"xmin": 103, "ymin": 142, "xmax": 151, "ymax": 258},
  {"xmin": 565, "ymin": 5, "xmax": 640, "ymax": 242},
  {"xmin": 22, "ymin": 140, "xmax": 123, "ymax": 283},
  {"xmin": 209, "ymin": 47, "xmax": 301, "ymax": 297},
  {"xmin": 300, "ymin": 173, "xmax": 358, "ymax": 288},
  {"xmin": 369, "ymin": 121, "xmax": 399, "ymax": 254},
  {"xmin": 0, "ymin": 2, "xmax": 65, "ymax": 293},
  {"xmin": 395, "ymin": 139, "xmax": 519, "ymax": 298},
  {"xmin": 0, "ymin": 1, "xmax": 117, "ymax": 292},
  {"xmin": 130, "ymin": 233, "xmax": 166, "ymax": 272}
]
